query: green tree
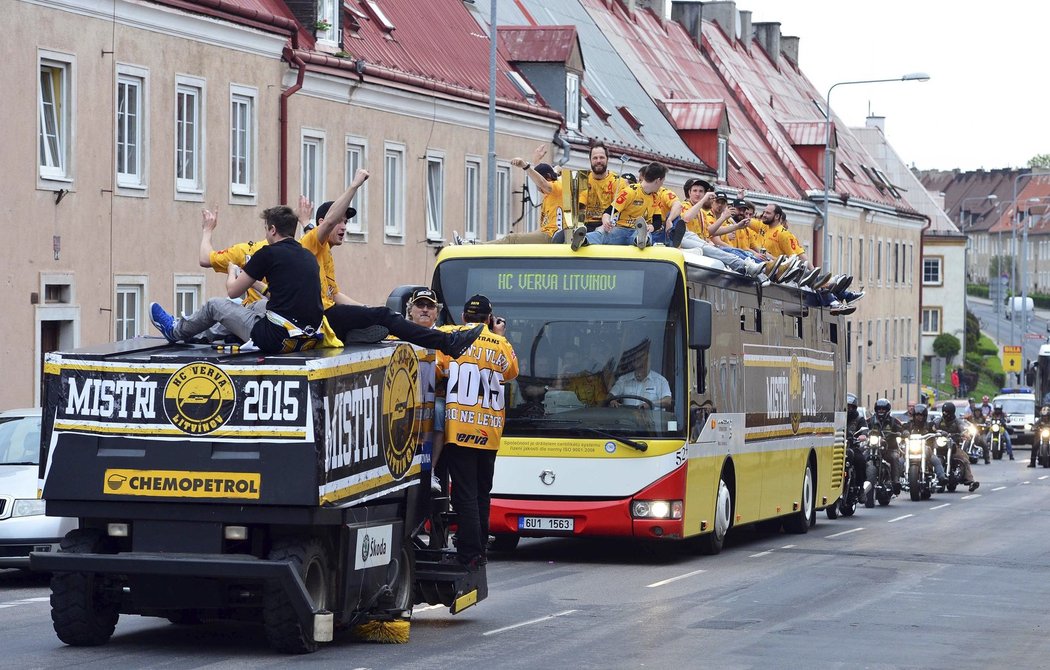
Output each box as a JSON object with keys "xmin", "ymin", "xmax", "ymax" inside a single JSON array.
[
  {"xmin": 1028, "ymin": 154, "xmax": 1050, "ymax": 169},
  {"xmin": 965, "ymin": 309, "xmax": 979, "ymax": 354},
  {"xmin": 933, "ymin": 333, "xmax": 961, "ymax": 363}
]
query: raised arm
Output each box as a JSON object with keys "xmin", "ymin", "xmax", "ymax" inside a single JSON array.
[
  {"xmin": 198, "ymin": 208, "xmax": 218, "ymax": 268},
  {"xmin": 510, "ymin": 156, "xmax": 553, "ymax": 195},
  {"xmin": 315, "ymin": 168, "xmax": 370, "ymax": 243}
]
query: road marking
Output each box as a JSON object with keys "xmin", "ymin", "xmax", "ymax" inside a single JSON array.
[
  {"xmin": 825, "ymin": 528, "xmax": 864, "ymax": 538},
  {"xmin": 992, "ymin": 486, "xmax": 1007, "ymax": 491},
  {"xmin": 413, "ymin": 604, "xmax": 445, "ymax": 613},
  {"xmin": 749, "ymin": 550, "xmax": 773, "ymax": 558},
  {"xmin": 887, "ymin": 514, "xmax": 913, "ymax": 523},
  {"xmin": 483, "ymin": 609, "xmax": 577, "ymax": 636},
  {"xmin": 960, "ymin": 493, "xmax": 981, "ymax": 500},
  {"xmin": 1022, "ymin": 481, "xmax": 1031, "ymax": 485},
  {"xmin": 930, "ymin": 503, "xmax": 951, "ymax": 510},
  {"xmin": 646, "ymin": 569, "xmax": 706, "ymax": 588},
  {"xmin": 781, "ymin": 544, "xmax": 797, "ymax": 549},
  {"xmin": 1039, "ymin": 476, "xmax": 1049, "ymax": 480},
  {"xmin": 0, "ymin": 596, "xmax": 49, "ymax": 610}
]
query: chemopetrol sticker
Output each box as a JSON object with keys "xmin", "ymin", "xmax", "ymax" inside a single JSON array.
[{"xmin": 103, "ymin": 469, "xmax": 261, "ymax": 499}]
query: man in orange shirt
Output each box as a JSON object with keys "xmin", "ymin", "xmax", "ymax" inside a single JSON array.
[
  {"xmin": 577, "ymin": 142, "xmax": 620, "ymax": 232},
  {"xmin": 437, "ymin": 294, "xmax": 518, "ymax": 569},
  {"xmin": 576, "ymin": 162, "xmax": 680, "ymax": 250}
]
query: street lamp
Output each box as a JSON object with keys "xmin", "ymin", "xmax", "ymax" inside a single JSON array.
[{"xmin": 820, "ymin": 73, "xmax": 930, "ymax": 269}]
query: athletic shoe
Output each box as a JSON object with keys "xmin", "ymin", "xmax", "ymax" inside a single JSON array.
[
  {"xmin": 343, "ymin": 324, "xmax": 389, "ymax": 343},
  {"xmin": 781, "ymin": 263, "xmax": 805, "ymax": 284},
  {"xmin": 431, "ymin": 475, "xmax": 443, "ymax": 494},
  {"xmin": 830, "ymin": 274, "xmax": 852, "ymax": 295},
  {"xmin": 799, "ymin": 267, "xmax": 822, "ymax": 288},
  {"xmin": 968, "ymin": 481, "xmax": 980, "ymax": 492},
  {"xmin": 452, "ymin": 230, "xmax": 465, "ymax": 245},
  {"xmin": 633, "ymin": 219, "xmax": 649, "ymax": 249},
  {"xmin": 570, "ymin": 225, "xmax": 588, "ymax": 251},
  {"xmin": 149, "ymin": 303, "xmax": 177, "ymax": 343},
  {"xmin": 444, "ymin": 324, "xmax": 485, "ymax": 358},
  {"xmin": 743, "ymin": 258, "xmax": 766, "ymax": 280},
  {"xmin": 812, "ymin": 271, "xmax": 834, "ymax": 290},
  {"xmin": 837, "ymin": 274, "xmax": 854, "ymax": 292},
  {"xmin": 766, "ymin": 255, "xmax": 787, "ymax": 278},
  {"xmin": 669, "ymin": 217, "xmax": 687, "ymax": 248}
]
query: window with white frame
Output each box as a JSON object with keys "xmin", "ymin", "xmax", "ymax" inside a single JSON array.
[
  {"xmin": 344, "ymin": 139, "xmax": 367, "ymax": 235},
  {"xmin": 884, "ymin": 319, "xmax": 890, "ymax": 360},
  {"xmin": 858, "ymin": 237, "xmax": 864, "ymax": 283},
  {"xmin": 230, "ymin": 85, "xmax": 256, "ymax": 197},
  {"xmin": 175, "ymin": 76, "xmax": 205, "ymax": 194},
  {"xmin": 425, "ymin": 152, "xmax": 444, "ymax": 241},
  {"xmin": 39, "ymin": 53, "xmax": 74, "ymax": 182},
  {"xmin": 465, "ymin": 158, "xmax": 481, "ymax": 241},
  {"xmin": 921, "ymin": 308, "xmax": 941, "ymax": 335},
  {"xmin": 923, "ymin": 257, "xmax": 942, "ymax": 285},
  {"xmin": 867, "ymin": 320, "xmax": 873, "ymax": 362},
  {"xmin": 174, "ymin": 275, "xmax": 203, "ymax": 318},
  {"xmin": 906, "ymin": 318, "xmax": 912, "ymax": 353},
  {"xmin": 495, "ymin": 164, "xmax": 511, "ymax": 238},
  {"xmin": 565, "ymin": 72, "xmax": 580, "ymax": 131},
  {"xmin": 717, "ymin": 137, "xmax": 728, "ymax": 182},
  {"xmin": 908, "ymin": 243, "xmax": 914, "ymax": 284},
  {"xmin": 316, "ymin": 0, "xmax": 339, "ymax": 44},
  {"xmin": 876, "ymin": 241, "xmax": 882, "ymax": 283},
  {"xmin": 116, "ymin": 66, "xmax": 146, "ymax": 189},
  {"xmin": 114, "ymin": 280, "xmax": 144, "ymax": 341},
  {"xmin": 384, "ymin": 143, "xmax": 405, "ymax": 238},
  {"xmin": 868, "ymin": 239, "xmax": 874, "ymax": 282},
  {"xmin": 301, "ymin": 130, "xmax": 325, "ymax": 214}
]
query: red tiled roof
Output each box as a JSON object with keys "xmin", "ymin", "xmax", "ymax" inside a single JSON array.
[
  {"xmin": 662, "ymin": 100, "xmax": 725, "ymax": 131},
  {"xmin": 780, "ymin": 121, "xmax": 825, "ymax": 147},
  {"xmin": 988, "ymin": 176, "xmax": 1050, "ymax": 233},
  {"xmin": 499, "ymin": 25, "xmax": 578, "ymax": 64}
]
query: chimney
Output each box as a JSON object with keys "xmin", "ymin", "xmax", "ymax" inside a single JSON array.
[
  {"xmin": 780, "ymin": 35, "xmax": 799, "ymax": 65},
  {"xmin": 739, "ymin": 10, "xmax": 752, "ymax": 51},
  {"xmin": 866, "ymin": 115, "xmax": 886, "ymax": 133},
  {"xmin": 753, "ymin": 21, "xmax": 781, "ymax": 67},
  {"xmin": 702, "ymin": 1, "xmax": 737, "ymax": 40},
  {"xmin": 670, "ymin": 0, "xmax": 703, "ymax": 44},
  {"xmin": 640, "ymin": 0, "xmax": 669, "ymax": 19}
]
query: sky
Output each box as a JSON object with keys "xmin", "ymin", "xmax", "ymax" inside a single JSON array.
[{"xmin": 690, "ymin": 1, "xmax": 1050, "ymax": 172}]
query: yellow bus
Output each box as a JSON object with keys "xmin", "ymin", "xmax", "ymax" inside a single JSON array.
[{"xmin": 432, "ymin": 243, "xmax": 845, "ymax": 554}]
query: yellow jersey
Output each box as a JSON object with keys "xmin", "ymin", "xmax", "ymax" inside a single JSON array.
[
  {"xmin": 299, "ymin": 228, "xmax": 340, "ymax": 309},
  {"xmin": 609, "ymin": 184, "xmax": 677, "ymax": 228},
  {"xmin": 722, "ymin": 219, "xmax": 752, "ymax": 250},
  {"xmin": 209, "ymin": 240, "xmax": 268, "ymax": 305},
  {"xmin": 762, "ymin": 224, "xmax": 804, "ymax": 257},
  {"xmin": 579, "ymin": 170, "xmax": 619, "ymax": 224},
  {"xmin": 539, "ymin": 179, "xmax": 566, "ymax": 238}
]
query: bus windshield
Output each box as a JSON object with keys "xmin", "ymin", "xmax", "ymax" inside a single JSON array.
[{"xmin": 434, "ymin": 257, "xmax": 686, "ymax": 439}]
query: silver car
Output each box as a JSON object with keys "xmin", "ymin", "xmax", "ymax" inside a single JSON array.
[{"xmin": 0, "ymin": 408, "xmax": 77, "ymax": 568}]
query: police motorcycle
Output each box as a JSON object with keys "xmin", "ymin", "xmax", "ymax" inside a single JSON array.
[
  {"xmin": 903, "ymin": 429, "xmax": 947, "ymax": 501},
  {"xmin": 865, "ymin": 428, "xmax": 898, "ymax": 507},
  {"xmin": 827, "ymin": 427, "xmax": 868, "ymax": 519},
  {"xmin": 988, "ymin": 416, "xmax": 1007, "ymax": 460}
]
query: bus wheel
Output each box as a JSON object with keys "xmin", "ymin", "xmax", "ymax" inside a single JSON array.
[
  {"xmin": 50, "ymin": 529, "xmax": 119, "ymax": 647},
  {"xmin": 263, "ymin": 537, "xmax": 331, "ymax": 654},
  {"xmin": 783, "ymin": 460, "xmax": 815, "ymax": 534},
  {"xmin": 489, "ymin": 534, "xmax": 520, "ymax": 553},
  {"xmin": 694, "ymin": 477, "xmax": 733, "ymax": 555}
]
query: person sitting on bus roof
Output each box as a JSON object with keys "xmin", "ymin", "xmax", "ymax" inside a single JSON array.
[
  {"xmin": 464, "ymin": 145, "xmax": 565, "ymax": 245},
  {"xmin": 572, "ymin": 162, "xmax": 681, "ymax": 251},
  {"xmin": 608, "ymin": 347, "xmax": 672, "ymax": 410}
]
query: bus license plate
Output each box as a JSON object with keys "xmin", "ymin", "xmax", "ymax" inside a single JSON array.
[{"xmin": 518, "ymin": 516, "xmax": 574, "ymax": 533}]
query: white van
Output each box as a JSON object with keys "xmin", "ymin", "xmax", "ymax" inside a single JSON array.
[{"xmin": 1005, "ymin": 296, "xmax": 1034, "ymax": 320}]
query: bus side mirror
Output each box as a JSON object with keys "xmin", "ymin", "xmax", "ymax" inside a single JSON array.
[{"xmin": 689, "ymin": 299, "xmax": 712, "ymax": 350}]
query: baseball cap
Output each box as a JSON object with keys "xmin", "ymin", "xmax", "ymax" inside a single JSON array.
[
  {"xmin": 314, "ymin": 201, "xmax": 358, "ymax": 223},
  {"xmin": 534, "ymin": 163, "xmax": 558, "ymax": 181},
  {"xmin": 409, "ymin": 287, "xmax": 439, "ymax": 305},
  {"xmin": 714, "ymin": 190, "xmax": 729, "ymax": 201},
  {"xmin": 684, "ymin": 177, "xmax": 713, "ymax": 195},
  {"xmin": 463, "ymin": 294, "xmax": 492, "ymax": 317},
  {"xmin": 730, "ymin": 198, "xmax": 748, "ymax": 209}
]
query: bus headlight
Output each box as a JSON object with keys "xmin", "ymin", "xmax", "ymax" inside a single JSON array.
[{"xmin": 632, "ymin": 500, "xmax": 683, "ymax": 519}]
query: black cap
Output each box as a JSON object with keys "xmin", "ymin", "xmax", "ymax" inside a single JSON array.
[
  {"xmin": 684, "ymin": 178, "xmax": 713, "ymax": 195},
  {"xmin": 730, "ymin": 198, "xmax": 748, "ymax": 209},
  {"xmin": 463, "ymin": 294, "xmax": 492, "ymax": 317},
  {"xmin": 714, "ymin": 190, "xmax": 729, "ymax": 201},
  {"xmin": 409, "ymin": 287, "xmax": 438, "ymax": 305},
  {"xmin": 315, "ymin": 201, "xmax": 358, "ymax": 223},
  {"xmin": 534, "ymin": 163, "xmax": 558, "ymax": 181}
]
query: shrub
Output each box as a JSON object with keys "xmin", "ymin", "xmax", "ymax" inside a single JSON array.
[
  {"xmin": 967, "ymin": 284, "xmax": 989, "ymax": 299},
  {"xmin": 933, "ymin": 333, "xmax": 961, "ymax": 363}
]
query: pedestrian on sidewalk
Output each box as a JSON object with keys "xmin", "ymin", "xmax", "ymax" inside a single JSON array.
[{"xmin": 951, "ymin": 368, "xmax": 960, "ymax": 397}]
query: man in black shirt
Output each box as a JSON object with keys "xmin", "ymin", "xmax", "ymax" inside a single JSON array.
[{"xmin": 149, "ymin": 206, "xmax": 325, "ymax": 354}]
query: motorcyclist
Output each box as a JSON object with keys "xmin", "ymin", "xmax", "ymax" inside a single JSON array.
[
  {"xmin": 845, "ymin": 394, "xmax": 869, "ymax": 489},
  {"xmin": 1028, "ymin": 405, "xmax": 1050, "ymax": 467},
  {"xmin": 905, "ymin": 403, "xmax": 947, "ymax": 485},
  {"xmin": 867, "ymin": 398, "xmax": 904, "ymax": 494},
  {"xmin": 934, "ymin": 402, "xmax": 980, "ymax": 492},
  {"xmin": 979, "ymin": 395, "xmax": 993, "ymax": 421},
  {"xmin": 969, "ymin": 396, "xmax": 991, "ymax": 463},
  {"xmin": 989, "ymin": 403, "xmax": 1015, "ymax": 460}
]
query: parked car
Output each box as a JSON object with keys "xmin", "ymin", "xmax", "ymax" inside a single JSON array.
[{"xmin": 0, "ymin": 408, "xmax": 76, "ymax": 568}]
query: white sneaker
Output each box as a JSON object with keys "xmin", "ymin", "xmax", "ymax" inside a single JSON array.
[
  {"xmin": 633, "ymin": 219, "xmax": 649, "ymax": 249},
  {"xmin": 430, "ymin": 475, "xmax": 442, "ymax": 494}
]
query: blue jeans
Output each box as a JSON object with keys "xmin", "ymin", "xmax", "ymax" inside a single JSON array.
[{"xmin": 585, "ymin": 226, "xmax": 636, "ymax": 245}]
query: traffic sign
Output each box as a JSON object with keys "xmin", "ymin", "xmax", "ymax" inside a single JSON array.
[
  {"xmin": 1026, "ymin": 333, "xmax": 1044, "ymax": 340},
  {"xmin": 1003, "ymin": 345, "xmax": 1022, "ymax": 372}
]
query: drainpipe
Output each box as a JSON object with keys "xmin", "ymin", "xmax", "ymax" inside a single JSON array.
[
  {"xmin": 917, "ymin": 213, "xmax": 932, "ymax": 404},
  {"xmin": 280, "ymin": 35, "xmax": 305, "ymax": 206},
  {"xmin": 552, "ymin": 131, "xmax": 571, "ymax": 166}
]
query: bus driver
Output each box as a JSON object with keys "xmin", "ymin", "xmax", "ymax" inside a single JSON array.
[{"xmin": 608, "ymin": 347, "xmax": 672, "ymax": 410}]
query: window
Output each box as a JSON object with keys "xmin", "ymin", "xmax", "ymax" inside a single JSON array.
[
  {"xmin": 301, "ymin": 130, "xmax": 325, "ymax": 214},
  {"xmin": 39, "ymin": 52, "xmax": 74, "ymax": 182},
  {"xmin": 847, "ymin": 238, "xmax": 853, "ymax": 279},
  {"xmin": 868, "ymin": 239, "xmax": 874, "ymax": 282},
  {"xmin": 846, "ymin": 321, "xmax": 853, "ymax": 366},
  {"xmin": 874, "ymin": 320, "xmax": 880, "ymax": 361},
  {"xmin": 316, "ymin": 0, "xmax": 338, "ymax": 44},
  {"xmin": 876, "ymin": 241, "xmax": 882, "ymax": 283},
  {"xmin": 175, "ymin": 76, "xmax": 205, "ymax": 196},
  {"xmin": 345, "ymin": 138, "xmax": 367, "ymax": 236},
  {"xmin": 884, "ymin": 319, "xmax": 890, "ymax": 360},
  {"xmin": 858, "ymin": 237, "xmax": 864, "ymax": 283},
  {"xmin": 837, "ymin": 235, "xmax": 843, "ymax": 275},
  {"xmin": 495, "ymin": 163, "xmax": 511, "ymax": 238},
  {"xmin": 717, "ymin": 137, "xmax": 728, "ymax": 182},
  {"xmin": 174, "ymin": 275, "xmax": 203, "ymax": 318},
  {"xmin": 923, "ymin": 257, "xmax": 943, "ymax": 285},
  {"xmin": 116, "ymin": 67, "xmax": 146, "ymax": 189},
  {"xmin": 894, "ymin": 242, "xmax": 900, "ymax": 284},
  {"xmin": 867, "ymin": 320, "xmax": 873, "ymax": 362},
  {"xmin": 384, "ymin": 142, "xmax": 405, "ymax": 238},
  {"xmin": 907, "ymin": 243, "xmax": 914, "ymax": 284},
  {"xmin": 922, "ymin": 307, "xmax": 942, "ymax": 335},
  {"xmin": 114, "ymin": 281, "xmax": 144, "ymax": 341},
  {"xmin": 565, "ymin": 72, "xmax": 581, "ymax": 130},
  {"xmin": 230, "ymin": 85, "xmax": 256, "ymax": 198},
  {"xmin": 425, "ymin": 152, "xmax": 444, "ymax": 241},
  {"xmin": 465, "ymin": 158, "xmax": 481, "ymax": 241}
]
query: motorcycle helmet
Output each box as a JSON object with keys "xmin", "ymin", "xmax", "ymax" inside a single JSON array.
[
  {"xmin": 982, "ymin": 395, "xmax": 990, "ymax": 403},
  {"xmin": 912, "ymin": 403, "xmax": 928, "ymax": 425},
  {"xmin": 994, "ymin": 402, "xmax": 1004, "ymax": 414},
  {"xmin": 942, "ymin": 402, "xmax": 956, "ymax": 420},
  {"xmin": 846, "ymin": 393, "xmax": 858, "ymax": 422},
  {"xmin": 874, "ymin": 398, "xmax": 891, "ymax": 420}
]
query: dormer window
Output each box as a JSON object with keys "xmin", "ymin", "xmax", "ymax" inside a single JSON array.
[
  {"xmin": 317, "ymin": 0, "xmax": 339, "ymax": 44},
  {"xmin": 565, "ymin": 72, "xmax": 580, "ymax": 130}
]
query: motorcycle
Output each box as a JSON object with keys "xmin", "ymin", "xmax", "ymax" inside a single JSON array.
[
  {"xmin": 1038, "ymin": 426, "xmax": 1050, "ymax": 468},
  {"xmin": 960, "ymin": 422, "xmax": 982, "ymax": 465},
  {"xmin": 827, "ymin": 428, "xmax": 868, "ymax": 519},
  {"xmin": 864, "ymin": 430, "xmax": 897, "ymax": 508},
  {"xmin": 932, "ymin": 432, "xmax": 965, "ymax": 493},
  {"xmin": 903, "ymin": 431, "xmax": 945, "ymax": 501},
  {"xmin": 989, "ymin": 419, "xmax": 1006, "ymax": 460}
]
